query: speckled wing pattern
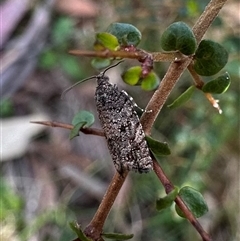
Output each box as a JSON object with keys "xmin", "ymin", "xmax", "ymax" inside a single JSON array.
[{"xmin": 95, "ymin": 74, "xmax": 153, "ymax": 174}]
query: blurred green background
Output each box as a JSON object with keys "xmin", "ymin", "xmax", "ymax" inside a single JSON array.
[{"xmin": 1, "ymin": 0, "xmax": 239, "ymax": 241}]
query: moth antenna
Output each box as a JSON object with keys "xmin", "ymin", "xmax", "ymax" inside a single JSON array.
[
  {"xmin": 61, "ymin": 60, "xmax": 124, "ymax": 99},
  {"xmin": 101, "ymin": 60, "xmax": 124, "ymax": 76},
  {"xmin": 61, "ymin": 76, "xmax": 96, "ymax": 99}
]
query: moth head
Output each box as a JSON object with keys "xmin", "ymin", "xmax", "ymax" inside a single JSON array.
[{"xmin": 61, "ymin": 61, "xmax": 123, "ymax": 99}]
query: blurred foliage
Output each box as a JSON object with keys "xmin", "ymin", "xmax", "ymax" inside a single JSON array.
[
  {"xmin": 38, "ymin": 16, "xmax": 86, "ymax": 79},
  {"xmin": 0, "ymin": 179, "xmax": 23, "ymax": 221},
  {"xmin": 0, "ymin": 99, "xmax": 14, "ymax": 117},
  {"xmin": 2, "ymin": 0, "xmax": 239, "ymax": 241}
]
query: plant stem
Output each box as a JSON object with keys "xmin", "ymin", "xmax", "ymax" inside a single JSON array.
[
  {"xmin": 69, "ymin": 49, "xmax": 146, "ymax": 60},
  {"xmin": 84, "ymin": 172, "xmax": 128, "ymax": 240},
  {"xmin": 30, "ymin": 121, "xmax": 104, "ymax": 136},
  {"xmin": 187, "ymin": 63, "xmax": 205, "ymax": 88},
  {"xmin": 69, "ymin": 49, "xmax": 179, "ymax": 62}
]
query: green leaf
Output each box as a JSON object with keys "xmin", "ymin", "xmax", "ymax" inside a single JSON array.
[
  {"xmin": 71, "ymin": 110, "xmax": 95, "ymax": 127},
  {"xmin": 122, "ymin": 68, "xmax": 160, "ymax": 90},
  {"xmin": 106, "ymin": 22, "xmax": 142, "ymax": 47},
  {"xmin": 193, "ymin": 39, "xmax": 229, "ymax": 76},
  {"xmin": 102, "ymin": 232, "xmax": 134, "ymax": 240},
  {"xmin": 202, "ymin": 73, "xmax": 231, "ymax": 94},
  {"xmin": 122, "ymin": 66, "xmax": 142, "ymax": 85},
  {"xmin": 175, "ymin": 186, "xmax": 208, "ymax": 218},
  {"xmin": 141, "ymin": 71, "xmax": 160, "ymax": 91},
  {"xmin": 95, "ymin": 32, "xmax": 120, "ymax": 51},
  {"xmin": 160, "ymin": 21, "xmax": 197, "ymax": 55},
  {"xmin": 145, "ymin": 135, "xmax": 171, "ymax": 156},
  {"xmin": 70, "ymin": 111, "xmax": 95, "ymax": 139},
  {"xmin": 168, "ymin": 85, "xmax": 195, "ymax": 109},
  {"xmin": 69, "ymin": 221, "xmax": 91, "ymax": 241},
  {"xmin": 91, "ymin": 58, "xmax": 112, "ymax": 70},
  {"xmin": 70, "ymin": 122, "xmax": 86, "ymax": 140},
  {"xmin": 156, "ymin": 187, "xmax": 178, "ymax": 212}
]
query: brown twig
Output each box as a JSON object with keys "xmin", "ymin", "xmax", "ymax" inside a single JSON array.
[
  {"xmin": 69, "ymin": 49, "xmax": 146, "ymax": 60},
  {"xmin": 187, "ymin": 62, "xmax": 205, "ymax": 89},
  {"xmin": 69, "ymin": 49, "xmax": 181, "ymax": 63},
  {"xmin": 84, "ymin": 172, "xmax": 128, "ymax": 240},
  {"xmin": 30, "ymin": 121, "xmax": 104, "ymax": 136},
  {"xmin": 152, "ymin": 51, "xmax": 184, "ymax": 62}
]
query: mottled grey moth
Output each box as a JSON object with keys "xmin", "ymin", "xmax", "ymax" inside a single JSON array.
[
  {"xmin": 95, "ymin": 64, "xmax": 152, "ymax": 174},
  {"xmin": 62, "ymin": 62, "xmax": 153, "ymax": 174}
]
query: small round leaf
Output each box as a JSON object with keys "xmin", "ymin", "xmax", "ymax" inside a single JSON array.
[
  {"xmin": 202, "ymin": 73, "xmax": 231, "ymax": 94},
  {"xmin": 70, "ymin": 110, "xmax": 95, "ymax": 139},
  {"xmin": 95, "ymin": 32, "xmax": 119, "ymax": 50},
  {"xmin": 160, "ymin": 21, "xmax": 197, "ymax": 55},
  {"xmin": 193, "ymin": 40, "xmax": 228, "ymax": 76},
  {"xmin": 106, "ymin": 22, "xmax": 142, "ymax": 47},
  {"xmin": 141, "ymin": 71, "xmax": 160, "ymax": 91},
  {"xmin": 122, "ymin": 66, "xmax": 142, "ymax": 85},
  {"xmin": 175, "ymin": 186, "xmax": 208, "ymax": 218},
  {"xmin": 72, "ymin": 110, "xmax": 95, "ymax": 126},
  {"xmin": 145, "ymin": 135, "xmax": 171, "ymax": 156}
]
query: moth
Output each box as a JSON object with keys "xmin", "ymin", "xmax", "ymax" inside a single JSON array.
[{"xmin": 62, "ymin": 62, "xmax": 153, "ymax": 175}]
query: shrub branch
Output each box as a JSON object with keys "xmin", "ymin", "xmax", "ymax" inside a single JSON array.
[
  {"xmin": 81, "ymin": 0, "xmax": 228, "ymax": 240},
  {"xmin": 33, "ymin": 0, "xmax": 229, "ymax": 240}
]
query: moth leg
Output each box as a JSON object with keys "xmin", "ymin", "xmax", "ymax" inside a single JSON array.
[
  {"xmin": 121, "ymin": 90, "xmax": 145, "ymax": 112},
  {"xmin": 121, "ymin": 90, "xmax": 152, "ymax": 113}
]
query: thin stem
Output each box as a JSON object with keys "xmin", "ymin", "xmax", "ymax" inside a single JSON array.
[
  {"xmin": 152, "ymin": 51, "xmax": 184, "ymax": 62},
  {"xmin": 84, "ymin": 172, "xmax": 128, "ymax": 240},
  {"xmin": 69, "ymin": 49, "xmax": 179, "ymax": 62},
  {"xmin": 69, "ymin": 49, "xmax": 146, "ymax": 60},
  {"xmin": 187, "ymin": 62, "xmax": 205, "ymax": 88},
  {"xmin": 30, "ymin": 121, "xmax": 104, "ymax": 136}
]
